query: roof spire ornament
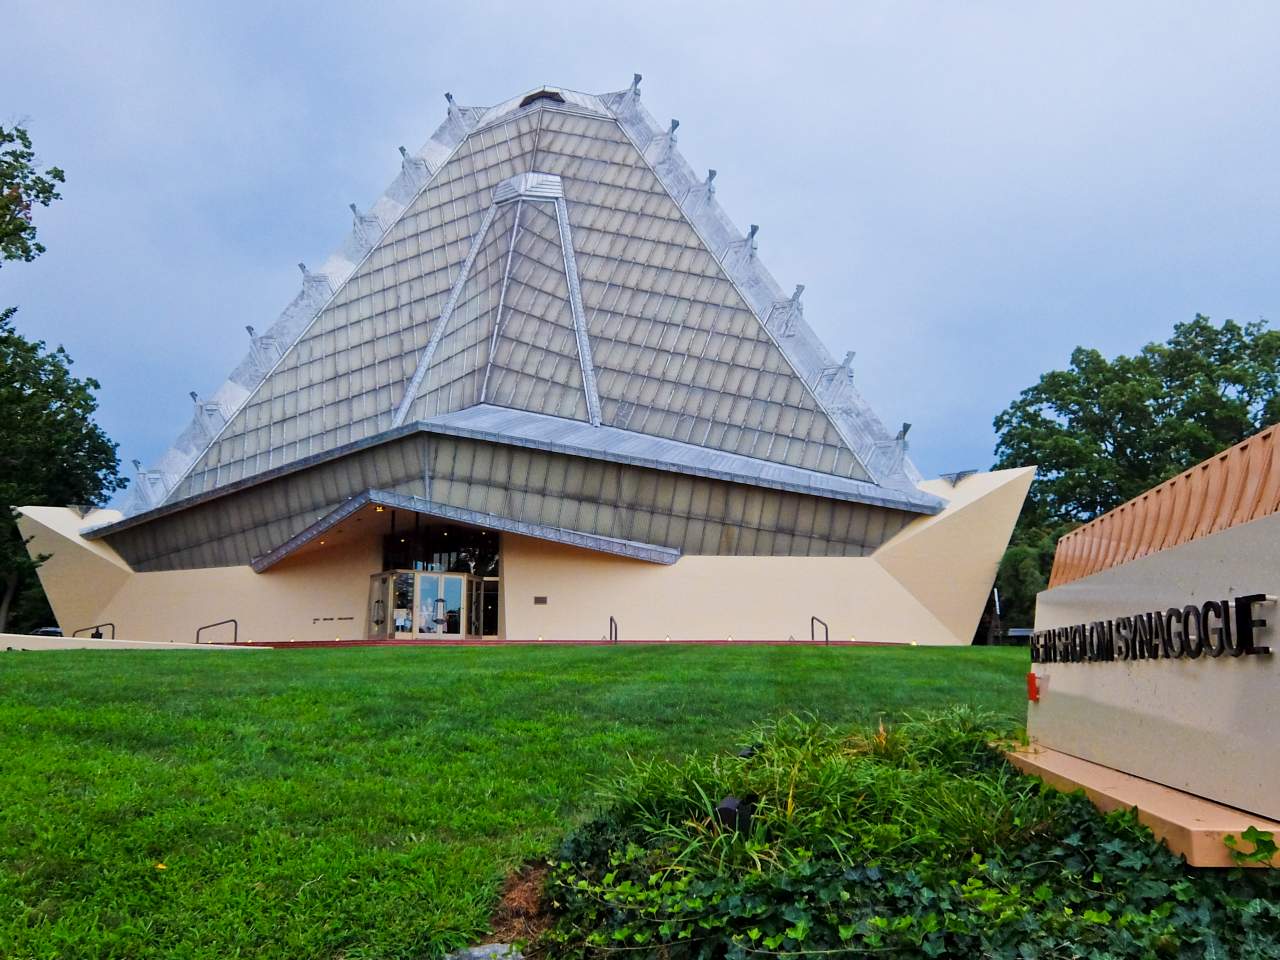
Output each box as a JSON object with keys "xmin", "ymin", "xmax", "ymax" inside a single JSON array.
[
  {"xmin": 705, "ymin": 169, "xmax": 717, "ymax": 194},
  {"xmin": 245, "ymin": 325, "xmax": 255, "ymax": 337},
  {"xmin": 668, "ymin": 118, "xmax": 679, "ymax": 142},
  {"xmin": 629, "ymin": 73, "xmax": 642, "ymax": 98},
  {"xmin": 747, "ymin": 223, "xmax": 759, "ymax": 254},
  {"xmin": 297, "ymin": 262, "xmax": 308, "ymax": 276},
  {"xmin": 398, "ymin": 145, "xmax": 409, "ymax": 160},
  {"xmin": 768, "ymin": 284, "xmax": 804, "ymax": 336}
]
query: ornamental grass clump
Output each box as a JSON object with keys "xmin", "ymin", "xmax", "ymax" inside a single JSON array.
[{"xmin": 545, "ymin": 707, "xmax": 1280, "ymax": 959}]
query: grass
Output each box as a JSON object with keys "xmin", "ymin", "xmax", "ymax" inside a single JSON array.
[{"xmin": 0, "ymin": 645, "xmax": 1026, "ymax": 959}]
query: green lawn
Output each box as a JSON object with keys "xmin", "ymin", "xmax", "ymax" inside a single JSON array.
[{"xmin": 0, "ymin": 645, "xmax": 1026, "ymax": 959}]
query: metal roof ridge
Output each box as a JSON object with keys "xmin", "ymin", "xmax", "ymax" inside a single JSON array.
[
  {"xmin": 87, "ymin": 408, "xmax": 943, "ymax": 542},
  {"xmin": 597, "ymin": 78, "xmax": 924, "ymax": 493},
  {"xmin": 421, "ymin": 405, "xmax": 944, "ymax": 514},
  {"xmin": 250, "ymin": 488, "xmax": 681, "ymax": 572}
]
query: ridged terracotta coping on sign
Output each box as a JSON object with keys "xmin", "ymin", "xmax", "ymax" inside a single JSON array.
[{"xmin": 1048, "ymin": 423, "xmax": 1280, "ymax": 587}]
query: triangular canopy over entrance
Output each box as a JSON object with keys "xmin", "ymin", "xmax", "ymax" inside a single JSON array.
[{"xmin": 126, "ymin": 82, "xmax": 938, "ymax": 516}]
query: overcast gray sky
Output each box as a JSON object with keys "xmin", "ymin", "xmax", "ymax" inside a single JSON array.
[{"xmin": 4, "ymin": 1, "xmax": 1278, "ymax": 481}]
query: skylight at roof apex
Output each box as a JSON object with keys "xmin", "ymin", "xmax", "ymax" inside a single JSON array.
[{"xmin": 519, "ymin": 88, "xmax": 566, "ymax": 107}]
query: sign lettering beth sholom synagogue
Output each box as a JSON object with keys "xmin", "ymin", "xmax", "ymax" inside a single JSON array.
[
  {"xmin": 1030, "ymin": 594, "xmax": 1274, "ymax": 664},
  {"xmin": 1027, "ymin": 424, "xmax": 1280, "ymax": 824}
]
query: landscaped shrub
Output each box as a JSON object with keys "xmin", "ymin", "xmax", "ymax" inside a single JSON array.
[{"xmin": 542, "ymin": 708, "xmax": 1280, "ymax": 958}]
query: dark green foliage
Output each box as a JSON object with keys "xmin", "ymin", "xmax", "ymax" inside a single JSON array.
[
  {"xmin": 992, "ymin": 315, "xmax": 1280, "ymax": 625},
  {"xmin": 0, "ymin": 124, "xmax": 64, "ymax": 266},
  {"xmin": 0, "ymin": 645, "xmax": 1026, "ymax": 959},
  {"xmin": 0, "ymin": 306, "xmax": 127, "ymax": 632},
  {"xmin": 546, "ymin": 709, "xmax": 1280, "ymax": 958}
]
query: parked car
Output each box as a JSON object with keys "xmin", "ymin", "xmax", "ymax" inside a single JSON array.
[{"xmin": 31, "ymin": 627, "xmax": 63, "ymax": 637}]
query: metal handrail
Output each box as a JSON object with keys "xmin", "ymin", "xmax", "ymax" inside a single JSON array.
[
  {"xmin": 73, "ymin": 622, "xmax": 116, "ymax": 639},
  {"xmin": 609, "ymin": 616, "xmax": 619, "ymax": 644},
  {"xmin": 811, "ymin": 616, "xmax": 829, "ymax": 646},
  {"xmin": 195, "ymin": 619, "xmax": 238, "ymax": 645}
]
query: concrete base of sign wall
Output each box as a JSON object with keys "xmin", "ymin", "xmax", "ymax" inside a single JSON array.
[
  {"xmin": 1030, "ymin": 511, "xmax": 1280, "ymax": 821},
  {"xmin": 1007, "ymin": 744, "xmax": 1280, "ymax": 867}
]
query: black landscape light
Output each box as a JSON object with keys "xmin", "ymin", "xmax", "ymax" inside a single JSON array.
[{"xmin": 715, "ymin": 795, "xmax": 754, "ymax": 833}]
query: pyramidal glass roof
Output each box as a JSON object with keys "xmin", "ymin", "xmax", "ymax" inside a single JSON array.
[{"xmin": 121, "ymin": 81, "xmax": 943, "ymax": 518}]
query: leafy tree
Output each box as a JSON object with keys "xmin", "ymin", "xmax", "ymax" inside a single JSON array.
[
  {"xmin": 1, "ymin": 125, "xmax": 64, "ymax": 266},
  {"xmin": 992, "ymin": 315, "xmax": 1280, "ymax": 626},
  {"xmin": 0, "ymin": 308, "xmax": 127, "ymax": 631}
]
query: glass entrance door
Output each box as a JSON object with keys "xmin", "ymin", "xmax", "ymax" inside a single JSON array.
[
  {"xmin": 369, "ymin": 571, "xmax": 485, "ymax": 639},
  {"xmin": 415, "ymin": 573, "xmax": 466, "ymax": 639}
]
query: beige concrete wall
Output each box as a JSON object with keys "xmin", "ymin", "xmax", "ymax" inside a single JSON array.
[
  {"xmin": 18, "ymin": 506, "xmax": 382, "ymax": 644},
  {"xmin": 1031, "ymin": 511, "xmax": 1280, "ymax": 820},
  {"xmin": 17, "ymin": 465, "xmax": 1030, "ymax": 647},
  {"xmin": 878, "ymin": 468, "xmax": 1034, "ymax": 641},
  {"xmin": 500, "ymin": 467, "xmax": 1034, "ymax": 643},
  {"xmin": 501, "ymin": 534, "xmax": 958, "ymax": 643}
]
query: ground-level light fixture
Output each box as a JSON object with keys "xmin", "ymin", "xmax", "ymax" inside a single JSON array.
[{"xmin": 715, "ymin": 795, "xmax": 753, "ymax": 833}]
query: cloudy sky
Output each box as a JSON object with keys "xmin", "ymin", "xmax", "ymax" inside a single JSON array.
[{"xmin": 4, "ymin": 1, "xmax": 1278, "ymax": 482}]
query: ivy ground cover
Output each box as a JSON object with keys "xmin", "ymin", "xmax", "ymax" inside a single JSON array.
[
  {"xmin": 547, "ymin": 710, "xmax": 1280, "ymax": 958},
  {"xmin": 0, "ymin": 645, "xmax": 1023, "ymax": 959}
]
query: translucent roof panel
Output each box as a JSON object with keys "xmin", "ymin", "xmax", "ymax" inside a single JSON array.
[
  {"xmin": 172, "ymin": 111, "xmax": 543, "ymax": 499},
  {"xmin": 522, "ymin": 109, "xmax": 872, "ymax": 481},
  {"xmin": 169, "ymin": 101, "xmax": 876, "ymax": 503},
  {"xmin": 412, "ymin": 202, "xmax": 517, "ymax": 419},
  {"xmin": 411, "ymin": 197, "xmax": 590, "ymax": 423}
]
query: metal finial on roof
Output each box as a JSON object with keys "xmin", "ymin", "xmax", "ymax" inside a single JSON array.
[
  {"xmin": 841, "ymin": 351, "xmax": 856, "ymax": 371},
  {"xmin": 189, "ymin": 391, "xmax": 199, "ymax": 404},
  {"xmin": 668, "ymin": 118, "xmax": 679, "ymax": 140},
  {"xmin": 398, "ymin": 145, "xmax": 409, "ymax": 160},
  {"xmin": 791, "ymin": 284, "xmax": 804, "ymax": 303},
  {"xmin": 630, "ymin": 73, "xmax": 642, "ymax": 97},
  {"xmin": 132, "ymin": 459, "xmax": 142, "ymax": 472},
  {"xmin": 245, "ymin": 325, "xmax": 255, "ymax": 337},
  {"xmin": 940, "ymin": 469, "xmax": 978, "ymax": 486},
  {"xmin": 747, "ymin": 224, "xmax": 759, "ymax": 253},
  {"xmin": 349, "ymin": 202, "xmax": 360, "ymax": 219},
  {"xmin": 297, "ymin": 262, "xmax": 307, "ymax": 275},
  {"xmin": 705, "ymin": 169, "xmax": 717, "ymax": 193},
  {"xmin": 444, "ymin": 91, "xmax": 455, "ymax": 105},
  {"xmin": 896, "ymin": 422, "xmax": 912, "ymax": 441}
]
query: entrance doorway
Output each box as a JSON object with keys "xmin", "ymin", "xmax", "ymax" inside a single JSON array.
[
  {"xmin": 365, "ymin": 516, "xmax": 501, "ymax": 640},
  {"xmin": 366, "ymin": 571, "xmax": 498, "ymax": 640}
]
